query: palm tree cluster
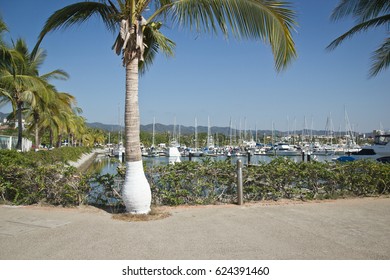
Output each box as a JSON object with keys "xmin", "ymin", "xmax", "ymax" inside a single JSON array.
[{"xmin": 0, "ymin": 17, "xmax": 105, "ymax": 149}]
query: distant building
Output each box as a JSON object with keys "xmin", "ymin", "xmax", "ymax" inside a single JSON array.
[
  {"xmin": 0, "ymin": 135, "xmax": 32, "ymax": 151},
  {"xmin": 14, "ymin": 119, "xmax": 26, "ymax": 130}
]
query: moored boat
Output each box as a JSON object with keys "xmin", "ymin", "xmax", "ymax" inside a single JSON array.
[
  {"xmin": 350, "ymin": 134, "xmax": 390, "ymax": 161},
  {"xmin": 266, "ymin": 143, "xmax": 301, "ymax": 156}
]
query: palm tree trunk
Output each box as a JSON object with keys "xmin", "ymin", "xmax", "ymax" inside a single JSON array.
[
  {"xmin": 49, "ymin": 128, "xmax": 53, "ymax": 147},
  {"xmin": 16, "ymin": 101, "xmax": 23, "ymax": 150},
  {"xmin": 35, "ymin": 121, "xmax": 39, "ymax": 151},
  {"xmin": 34, "ymin": 113, "xmax": 40, "ymax": 151},
  {"xmin": 57, "ymin": 134, "xmax": 62, "ymax": 148},
  {"xmin": 122, "ymin": 55, "xmax": 151, "ymax": 214}
]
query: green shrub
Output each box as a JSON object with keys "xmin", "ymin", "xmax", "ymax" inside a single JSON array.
[
  {"xmin": 143, "ymin": 158, "xmax": 390, "ymax": 206},
  {"xmin": 0, "ymin": 147, "xmax": 93, "ymax": 206}
]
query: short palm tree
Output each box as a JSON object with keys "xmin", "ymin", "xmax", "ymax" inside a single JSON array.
[
  {"xmin": 0, "ymin": 39, "xmax": 68, "ymax": 149},
  {"xmin": 36, "ymin": 0, "xmax": 297, "ymax": 213},
  {"xmin": 37, "ymin": 91, "xmax": 78, "ymax": 147},
  {"xmin": 327, "ymin": 0, "xmax": 390, "ymax": 77}
]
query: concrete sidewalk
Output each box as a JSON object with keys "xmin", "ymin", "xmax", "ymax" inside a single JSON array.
[{"xmin": 1, "ymin": 197, "xmax": 389, "ymax": 260}]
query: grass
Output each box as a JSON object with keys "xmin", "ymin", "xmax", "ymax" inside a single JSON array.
[{"xmin": 112, "ymin": 207, "xmax": 171, "ymax": 222}]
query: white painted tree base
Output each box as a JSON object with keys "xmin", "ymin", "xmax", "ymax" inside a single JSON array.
[{"xmin": 122, "ymin": 161, "xmax": 151, "ymax": 214}]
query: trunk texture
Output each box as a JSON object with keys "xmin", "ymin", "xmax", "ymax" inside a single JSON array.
[
  {"xmin": 34, "ymin": 113, "xmax": 40, "ymax": 150},
  {"xmin": 122, "ymin": 55, "xmax": 151, "ymax": 214},
  {"xmin": 49, "ymin": 128, "xmax": 53, "ymax": 147},
  {"xmin": 125, "ymin": 55, "xmax": 142, "ymax": 161},
  {"xmin": 16, "ymin": 102, "xmax": 23, "ymax": 150}
]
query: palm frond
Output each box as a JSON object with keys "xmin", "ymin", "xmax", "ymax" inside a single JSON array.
[
  {"xmin": 327, "ymin": 14, "xmax": 390, "ymax": 50},
  {"xmin": 369, "ymin": 36, "xmax": 390, "ymax": 77},
  {"xmin": 0, "ymin": 46, "xmax": 13, "ymax": 69},
  {"xmin": 0, "ymin": 16, "xmax": 7, "ymax": 34},
  {"xmin": 0, "ymin": 88, "xmax": 13, "ymax": 105},
  {"xmin": 0, "ymin": 72, "xmax": 49, "ymax": 96},
  {"xmin": 167, "ymin": 0, "xmax": 297, "ymax": 71},
  {"xmin": 140, "ymin": 22, "xmax": 176, "ymax": 74},
  {"xmin": 331, "ymin": 0, "xmax": 365, "ymax": 21},
  {"xmin": 40, "ymin": 69, "xmax": 70, "ymax": 81},
  {"xmin": 137, "ymin": 0, "xmax": 153, "ymax": 14},
  {"xmin": 34, "ymin": 1, "xmax": 118, "ymax": 55},
  {"xmin": 331, "ymin": 0, "xmax": 390, "ymax": 22},
  {"xmin": 30, "ymin": 47, "xmax": 48, "ymax": 71}
]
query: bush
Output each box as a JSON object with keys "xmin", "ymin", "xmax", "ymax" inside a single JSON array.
[
  {"xmin": 147, "ymin": 159, "xmax": 236, "ymax": 205},
  {"xmin": 3, "ymin": 148, "xmax": 388, "ymax": 208},
  {"xmin": 0, "ymin": 147, "xmax": 92, "ymax": 206},
  {"xmin": 144, "ymin": 158, "xmax": 390, "ymax": 206}
]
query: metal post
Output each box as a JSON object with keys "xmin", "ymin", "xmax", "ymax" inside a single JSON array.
[
  {"xmin": 237, "ymin": 159, "xmax": 243, "ymax": 205},
  {"xmin": 189, "ymin": 152, "xmax": 192, "ymax": 161},
  {"xmin": 302, "ymin": 151, "xmax": 305, "ymax": 162},
  {"xmin": 247, "ymin": 150, "xmax": 251, "ymax": 165}
]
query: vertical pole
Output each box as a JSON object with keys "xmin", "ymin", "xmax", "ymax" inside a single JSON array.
[
  {"xmin": 247, "ymin": 150, "xmax": 251, "ymax": 165},
  {"xmin": 302, "ymin": 151, "xmax": 305, "ymax": 162},
  {"xmin": 237, "ymin": 159, "xmax": 243, "ymax": 205}
]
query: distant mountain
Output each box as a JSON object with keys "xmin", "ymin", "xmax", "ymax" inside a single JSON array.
[
  {"xmin": 86, "ymin": 121, "xmax": 347, "ymax": 137},
  {"xmin": 87, "ymin": 122, "xmax": 123, "ymax": 131},
  {"xmin": 0, "ymin": 112, "xmax": 368, "ymax": 136}
]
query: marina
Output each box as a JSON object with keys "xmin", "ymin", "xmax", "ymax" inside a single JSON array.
[
  {"xmin": 96, "ymin": 128, "xmax": 390, "ymax": 174},
  {"xmin": 91, "ymin": 152, "xmax": 339, "ymax": 175}
]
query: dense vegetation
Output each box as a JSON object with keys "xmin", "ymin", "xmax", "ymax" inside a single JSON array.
[
  {"xmin": 148, "ymin": 158, "xmax": 390, "ymax": 205},
  {"xmin": 91, "ymin": 158, "xmax": 390, "ymax": 211},
  {"xmin": 0, "ymin": 147, "xmax": 91, "ymax": 205},
  {"xmin": 1, "ymin": 146, "xmax": 389, "ymax": 210}
]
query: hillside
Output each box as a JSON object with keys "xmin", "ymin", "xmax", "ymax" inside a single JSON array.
[
  {"xmin": 0, "ymin": 112, "xmax": 364, "ymax": 137},
  {"xmin": 87, "ymin": 121, "xmax": 332, "ymax": 137}
]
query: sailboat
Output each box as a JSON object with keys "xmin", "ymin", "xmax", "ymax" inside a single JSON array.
[
  {"xmin": 112, "ymin": 105, "xmax": 125, "ymax": 161},
  {"xmin": 204, "ymin": 116, "xmax": 217, "ymax": 156},
  {"xmin": 146, "ymin": 117, "xmax": 159, "ymax": 157},
  {"xmin": 167, "ymin": 117, "xmax": 181, "ymax": 163},
  {"xmin": 344, "ymin": 107, "xmax": 361, "ymax": 153},
  {"xmin": 189, "ymin": 117, "xmax": 203, "ymax": 157}
]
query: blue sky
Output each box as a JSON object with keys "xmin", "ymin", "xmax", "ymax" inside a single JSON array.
[{"xmin": 1, "ymin": 0, "xmax": 389, "ymax": 133}]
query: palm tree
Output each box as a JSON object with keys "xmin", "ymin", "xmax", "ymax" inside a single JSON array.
[
  {"xmin": 36, "ymin": 0, "xmax": 297, "ymax": 214},
  {"xmin": 26, "ymin": 88, "xmax": 75, "ymax": 149},
  {"xmin": 0, "ymin": 39, "xmax": 49, "ymax": 149},
  {"xmin": 327, "ymin": 0, "xmax": 390, "ymax": 77},
  {"xmin": 0, "ymin": 39, "xmax": 69, "ymax": 150},
  {"xmin": 37, "ymin": 91, "xmax": 78, "ymax": 147}
]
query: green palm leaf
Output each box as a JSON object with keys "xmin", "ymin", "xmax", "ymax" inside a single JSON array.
[
  {"xmin": 370, "ymin": 36, "xmax": 390, "ymax": 77},
  {"xmin": 140, "ymin": 22, "xmax": 176, "ymax": 74},
  {"xmin": 331, "ymin": 0, "xmax": 390, "ymax": 22},
  {"xmin": 34, "ymin": 1, "xmax": 118, "ymax": 56},
  {"xmin": 328, "ymin": 0, "xmax": 390, "ymax": 77},
  {"xmin": 153, "ymin": 0, "xmax": 297, "ymax": 71}
]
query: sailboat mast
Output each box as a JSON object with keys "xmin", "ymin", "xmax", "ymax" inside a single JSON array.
[
  {"xmin": 152, "ymin": 117, "xmax": 155, "ymax": 148},
  {"xmin": 195, "ymin": 117, "xmax": 198, "ymax": 150},
  {"xmin": 229, "ymin": 117, "xmax": 232, "ymax": 146}
]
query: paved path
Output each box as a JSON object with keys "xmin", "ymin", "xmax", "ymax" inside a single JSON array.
[{"xmin": 1, "ymin": 197, "xmax": 389, "ymax": 259}]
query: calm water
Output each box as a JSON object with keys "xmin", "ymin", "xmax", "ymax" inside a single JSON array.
[{"xmin": 87, "ymin": 154, "xmax": 336, "ymax": 175}]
